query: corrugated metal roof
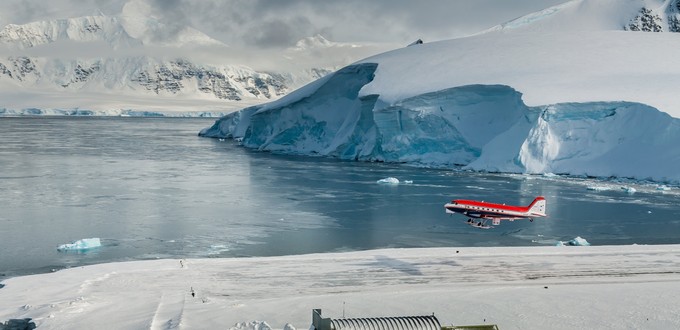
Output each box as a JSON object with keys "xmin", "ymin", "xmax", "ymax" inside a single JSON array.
[{"xmin": 330, "ymin": 315, "xmax": 441, "ymax": 330}]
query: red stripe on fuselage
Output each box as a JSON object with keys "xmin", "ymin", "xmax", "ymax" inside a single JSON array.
[{"xmin": 452, "ymin": 200, "xmax": 528, "ymax": 213}]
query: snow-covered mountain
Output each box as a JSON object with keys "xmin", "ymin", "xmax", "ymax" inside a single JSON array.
[
  {"xmin": 200, "ymin": 0, "xmax": 680, "ymax": 183},
  {"xmin": 481, "ymin": 0, "xmax": 680, "ymax": 33},
  {"xmin": 0, "ymin": 8, "xmax": 340, "ymax": 116},
  {"xmin": 0, "ymin": 55, "xmax": 289, "ymax": 100},
  {"xmin": 0, "ymin": 16, "xmax": 141, "ymax": 49}
]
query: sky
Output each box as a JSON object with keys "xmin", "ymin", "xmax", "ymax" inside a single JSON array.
[{"xmin": 0, "ymin": 0, "xmax": 568, "ymax": 49}]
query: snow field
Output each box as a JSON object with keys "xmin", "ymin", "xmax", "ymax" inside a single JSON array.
[{"xmin": 2, "ymin": 245, "xmax": 680, "ymax": 329}]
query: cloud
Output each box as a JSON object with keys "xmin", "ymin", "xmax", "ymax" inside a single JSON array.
[
  {"xmin": 0, "ymin": 0, "xmax": 568, "ymax": 49},
  {"xmin": 244, "ymin": 16, "xmax": 314, "ymax": 48},
  {"xmin": 0, "ymin": 0, "xmax": 124, "ymax": 25},
  {"xmin": 144, "ymin": 0, "xmax": 190, "ymax": 42},
  {"xmin": 6, "ymin": 1, "xmax": 49, "ymax": 23}
]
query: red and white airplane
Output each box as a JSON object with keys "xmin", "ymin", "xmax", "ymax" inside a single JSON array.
[{"xmin": 444, "ymin": 196, "xmax": 547, "ymax": 229}]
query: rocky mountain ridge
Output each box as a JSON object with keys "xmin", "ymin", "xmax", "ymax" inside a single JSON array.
[
  {"xmin": 623, "ymin": 0, "xmax": 680, "ymax": 32},
  {"xmin": 0, "ymin": 14, "xmax": 331, "ymax": 105},
  {"xmin": 0, "ymin": 55, "xmax": 299, "ymax": 102}
]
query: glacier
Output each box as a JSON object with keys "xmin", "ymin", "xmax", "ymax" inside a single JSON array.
[
  {"xmin": 200, "ymin": 0, "xmax": 680, "ymax": 183},
  {"xmin": 200, "ymin": 62, "xmax": 680, "ymax": 183}
]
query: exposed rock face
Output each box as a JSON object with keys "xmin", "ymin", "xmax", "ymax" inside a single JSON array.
[
  {"xmin": 669, "ymin": 0, "xmax": 680, "ymax": 32},
  {"xmin": 626, "ymin": 8, "xmax": 663, "ymax": 32},
  {"xmin": 130, "ymin": 60, "xmax": 289, "ymax": 100},
  {"xmin": 3, "ymin": 57, "xmax": 39, "ymax": 82},
  {"xmin": 625, "ymin": 2, "xmax": 680, "ymax": 32},
  {"xmin": 0, "ymin": 55, "xmax": 290, "ymax": 101}
]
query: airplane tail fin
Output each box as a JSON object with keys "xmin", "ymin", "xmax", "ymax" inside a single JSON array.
[{"xmin": 527, "ymin": 197, "xmax": 547, "ymax": 217}]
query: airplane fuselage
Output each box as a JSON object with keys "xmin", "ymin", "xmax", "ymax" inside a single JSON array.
[{"xmin": 444, "ymin": 197, "xmax": 547, "ymax": 224}]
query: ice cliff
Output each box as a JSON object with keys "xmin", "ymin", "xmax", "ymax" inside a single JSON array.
[
  {"xmin": 199, "ymin": 0, "xmax": 680, "ymax": 182},
  {"xmin": 200, "ymin": 63, "xmax": 680, "ymax": 183}
]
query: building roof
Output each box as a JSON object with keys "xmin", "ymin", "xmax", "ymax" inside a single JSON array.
[{"xmin": 312, "ymin": 309, "xmax": 441, "ymax": 330}]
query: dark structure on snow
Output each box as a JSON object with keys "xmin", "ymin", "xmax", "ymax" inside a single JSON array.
[
  {"xmin": 312, "ymin": 309, "xmax": 441, "ymax": 330},
  {"xmin": 0, "ymin": 318, "xmax": 36, "ymax": 330},
  {"xmin": 311, "ymin": 309, "xmax": 500, "ymax": 330}
]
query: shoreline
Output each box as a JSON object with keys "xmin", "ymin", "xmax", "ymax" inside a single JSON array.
[{"xmin": 2, "ymin": 245, "xmax": 680, "ymax": 329}]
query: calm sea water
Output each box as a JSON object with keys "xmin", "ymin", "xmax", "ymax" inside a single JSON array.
[{"xmin": 1, "ymin": 117, "xmax": 679, "ymax": 278}]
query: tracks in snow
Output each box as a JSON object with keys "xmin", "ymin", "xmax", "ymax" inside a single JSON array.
[{"xmin": 149, "ymin": 292, "xmax": 186, "ymax": 330}]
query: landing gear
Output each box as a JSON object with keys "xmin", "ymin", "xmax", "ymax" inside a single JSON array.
[{"xmin": 465, "ymin": 218, "xmax": 492, "ymax": 229}]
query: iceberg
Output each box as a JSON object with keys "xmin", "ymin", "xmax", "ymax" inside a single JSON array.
[
  {"xmin": 556, "ymin": 236, "xmax": 591, "ymax": 247},
  {"xmin": 57, "ymin": 238, "xmax": 101, "ymax": 251},
  {"xmin": 657, "ymin": 185, "xmax": 671, "ymax": 191},
  {"xmin": 377, "ymin": 177, "xmax": 400, "ymax": 185},
  {"xmin": 568, "ymin": 237, "xmax": 591, "ymax": 246},
  {"xmin": 587, "ymin": 186, "xmax": 611, "ymax": 192}
]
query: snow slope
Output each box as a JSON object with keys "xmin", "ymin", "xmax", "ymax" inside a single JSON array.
[
  {"xmin": 2, "ymin": 245, "xmax": 679, "ymax": 329},
  {"xmin": 201, "ymin": 0, "xmax": 680, "ymax": 182}
]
